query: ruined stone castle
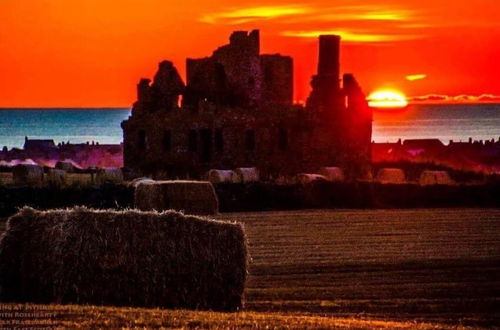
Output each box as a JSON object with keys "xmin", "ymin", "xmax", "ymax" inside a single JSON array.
[{"xmin": 122, "ymin": 30, "xmax": 372, "ymax": 179}]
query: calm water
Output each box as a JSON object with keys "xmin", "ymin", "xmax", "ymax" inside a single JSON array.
[
  {"xmin": 373, "ymin": 104, "xmax": 500, "ymax": 143},
  {"xmin": 0, "ymin": 105, "xmax": 499, "ymax": 148},
  {"xmin": 0, "ymin": 108, "xmax": 131, "ymax": 149}
]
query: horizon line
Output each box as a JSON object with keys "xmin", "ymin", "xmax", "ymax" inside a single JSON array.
[
  {"xmin": 0, "ymin": 107, "xmax": 132, "ymax": 110},
  {"xmin": 2, "ymin": 99, "xmax": 500, "ymax": 109}
]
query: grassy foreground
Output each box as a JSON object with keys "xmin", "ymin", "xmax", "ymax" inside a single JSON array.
[
  {"xmin": 0, "ymin": 303, "xmax": 458, "ymax": 329},
  {"xmin": 1, "ymin": 208, "xmax": 499, "ymax": 328}
]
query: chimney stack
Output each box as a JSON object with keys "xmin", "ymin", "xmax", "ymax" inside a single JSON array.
[
  {"xmin": 317, "ymin": 35, "xmax": 340, "ymax": 89},
  {"xmin": 305, "ymin": 34, "xmax": 343, "ymax": 117}
]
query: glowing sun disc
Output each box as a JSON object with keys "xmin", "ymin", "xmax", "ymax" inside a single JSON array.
[{"xmin": 367, "ymin": 90, "xmax": 408, "ymax": 108}]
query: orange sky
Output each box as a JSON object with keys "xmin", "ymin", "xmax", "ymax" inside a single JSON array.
[{"xmin": 1, "ymin": 0, "xmax": 499, "ymax": 107}]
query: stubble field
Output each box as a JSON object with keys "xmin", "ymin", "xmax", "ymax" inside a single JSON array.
[
  {"xmin": 0, "ymin": 208, "xmax": 499, "ymax": 328},
  {"xmin": 223, "ymin": 209, "xmax": 500, "ymax": 327}
]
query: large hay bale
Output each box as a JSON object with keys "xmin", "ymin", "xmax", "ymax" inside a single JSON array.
[
  {"xmin": 96, "ymin": 167, "xmax": 123, "ymax": 185},
  {"xmin": 233, "ymin": 167, "xmax": 259, "ymax": 183},
  {"xmin": 317, "ymin": 167, "xmax": 345, "ymax": 182},
  {"xmin": 0, "ymin": 207, "xmax": 247, "ymax": 311},
  {"xmin": 128, "ymin": 177, "xmax": 155, "ymax": 188},
  {"xmin": 295, "ymin": 173, "xmax": 328, "ymax": 185},
  {"xmin": 12, "ymin": 164, "xmax": 44, "ymax": 186},
  {"xmin": 55, "ymin": 161, "xmax": 75, "ymax": 173},
  {"xmin": 0, "ymin": 160, "xmax": 10, "ymax": 167},
  {"xmin": 419, "ymin": 170, "xmax": 455, "ymax": 186},
  {"xmin": 45, "ymin": 168, "xmax": 66, "ymax": 187},
  {"xmin": 376, "ymin": 168, "xmax": 406, "ymax": 184},
  {"xmin": 135, "ymin": 180, "xmax": 219, "ymax": 215},
  {"xmin": 14, "ymin": 159, "xmax": 38, "ymax": 166},
  {"xmin": 206, "ymin": 169, "xmax": 236, "ymax": 184}
]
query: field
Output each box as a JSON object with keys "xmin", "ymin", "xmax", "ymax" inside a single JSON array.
[
  {"xmin": 1, "ymin": 208, "xmax": 499, "ymax": 328},
  {"xmin": 0, "ymin": 172, "xmax": 93, "ymax": 186},
  {"xmin": 225, "ymin": 209, "xmax": 500, "ymax": 327}
]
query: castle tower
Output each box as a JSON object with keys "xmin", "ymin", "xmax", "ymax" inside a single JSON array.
[
  {"xmin": 306, "ymin": 35, "xmax": 344, "ymax": 119},
  {"xmin": 317, "ymin": 35, "xmax": 340, "ymax": 90}
]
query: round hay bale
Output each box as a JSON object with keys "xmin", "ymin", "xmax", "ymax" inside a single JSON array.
[
  {"xmin": 206, "ymin": 169, "xmax": 236, "ymax": 184},
  {"xmin": 45, "ymin": 168, "xmax": 66, "ymax": 187},
  {"xmin": 16, "ymin": 159, "xmax": 38, "ymax": 166},
  {"xmin": 12, "ymin": 164, "xmax": 44, "ymax": 186},
  {"xmin": 135, "ymin": 180, "xmax": 219, "ymax": 216},
  {"xmin": 233, "ymin": 167, "xmax": 259, "ymax": 183},
  {"xmin": 376, "ymin": 168, "xmax": 406, "ymax": 184},
  {"xmin": 0, "ymin": 207, "xmax": 248, "ymax": 311},
  {"xmin": 295, "ymin": 173, "xmax": 328, "ymax": 185},
  {"xmin": 128, "ymin": 177, "xmax": 155, "ymax": 188},
  {"xmin": 317, "ymin": 167, "xmax": 344, "ymax": 182},
  {"xmin": 55, "ymin": 161, "xmax": 75, "ymax": 173},
  {"xmin": 96, "ymin": 167, "xmax": 123, "ymax": 185},
  {"xmin": 419, "ymin": 170, "xmax": 455, "ymax": 186}
]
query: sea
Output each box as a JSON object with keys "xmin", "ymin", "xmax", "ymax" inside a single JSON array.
[{"xmin": 0, "ymin": 104, "xmax": 499, "ymax": 149}]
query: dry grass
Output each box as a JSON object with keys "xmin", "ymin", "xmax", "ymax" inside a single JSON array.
[
  {"xmin": 95, "ymin": 168, "xmax": 124, "ymax": 185},
  {"xmin": 0, "ymin": 172, "xmax": 12, "ymax": 185},
  {"xmin": 376, "ymin": 168, "xmax": 406, "ymax": 184},
  {"xmin": 0, "ymin": 303, "xmax": 459, "ymax": 329},
  {"xmin": 0, "ymin": 172, "xmax": 92, "ymax": 187},
  {"xmin": 218, "ymin": 209, "xmax": 500, "ymax": 327},
  {"xmin": 65, "ymin": 173, "xmax": 93, "ymax": 186},
  {"xmin": 12, "ymin": 165, "xmax": 43, "ymax": 186},
  {"xmin": 0, "ymin": 208, "xmax": 499, "ymax": 328},
  {"xmin": 135, "ymin": 180, "xmax": 219, "ymax": 215},
  {"xmin": 0, "ymin": 207, "xmax": 246, "ymax": 311}
]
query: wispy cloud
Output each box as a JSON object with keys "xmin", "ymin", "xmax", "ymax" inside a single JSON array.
[
  {"xmin": 199, "ymin": 5, "xmax": 312, "ymax": 24},
  {"xmin": 311, "ymin": 6, "xmax": 414, "ymax": 22},
  {"xmin": 406, "ymin": 74, "xmax": 427, "ymax": 81},
  {"xmin": 409, "ymin": 94, "xmax": 448, "ymax": 102},
  {"xmin": 478, "ymin": 94, "xmax": 500, "ymax": 102},
  {"xmin": 199, "ymin": 4, "xmax": 427, "ymax": 43},
  {"xmin": 200, "ymin": 4, "xmax": 417, "ymax": 25},
  {"xmin": 281, "ymin": 30, "xmax": 424, "ymax": 43},
  {"xmin": 409, "ymin": 94, "xmax": 500, "ymax": 103}
]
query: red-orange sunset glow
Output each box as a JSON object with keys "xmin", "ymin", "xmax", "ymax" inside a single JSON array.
[
  {"xmin": 1, "ymin": 0, "xmax": 499, "ymax": 107},
  {"xmin": 368, "ymin": 90, "xmax": 408, "ymax": 109}
]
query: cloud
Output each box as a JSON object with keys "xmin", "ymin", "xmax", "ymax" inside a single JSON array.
[
  {"xmin": 200, "ymin": 4, "xmax": 426, "ymax": 43},
  {"xmin": 406, "ymin": 74, "xmax": 427, "ymax": 81},
  {"xmin": 281, "ymin": 30, "xmax": 423, "ymax": 43},
  {"xmin": 408, "ymin": 94, "xmax": 449, "ymax": 102},
  {"xmin": 409, "ymin": 94, "xmax": 500, "ymax": 103},
  {"xmin": 311, "ymin": 6, "xmax": 414, "ymax": 22},
  {"xmin": 478, "ymin": 94, "xmax": 500, "ymax": 102},
  {"xmin": 454, "ymin": 95, "xmax": 476, "ymax": 102},
  {"xmin": 199, "ymin": 5, "xmax": 312, "ymax": 24},
  {"xmin": 200, "ymin": 4, "xmax": 419, "ymax": 25},
  {"xmin": 454, "ymin": 94, "xmax": 500, "ymax": 103}
]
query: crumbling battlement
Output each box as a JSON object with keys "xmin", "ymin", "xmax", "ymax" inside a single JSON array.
[
  {"xmin": 134, "ymin": 61, "xmax": 185, "ymax": 114},
  {"xmin": 122, "ymin": 30, "xmax": 372, "ymax": 179},
  {"xmin": 133, "ymin": 30, "xmax": 293, "ymax": 113}
]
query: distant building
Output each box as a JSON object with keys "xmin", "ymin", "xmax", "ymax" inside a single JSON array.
[
  {"xmin": 403, "ymin": 139, "xmax": 445, "ymax": 150},
  {"xmin": 24, "ymin": 137, "xmax": 56, "ymax": 151},
  {"xmin": 122, "ymin": 30, "xmax": 373, "ymax": 179}
]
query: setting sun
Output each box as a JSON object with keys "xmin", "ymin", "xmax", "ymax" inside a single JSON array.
[{"xmin": 367, "ymin": 90, "xmax": 408, "ymax": 109}]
